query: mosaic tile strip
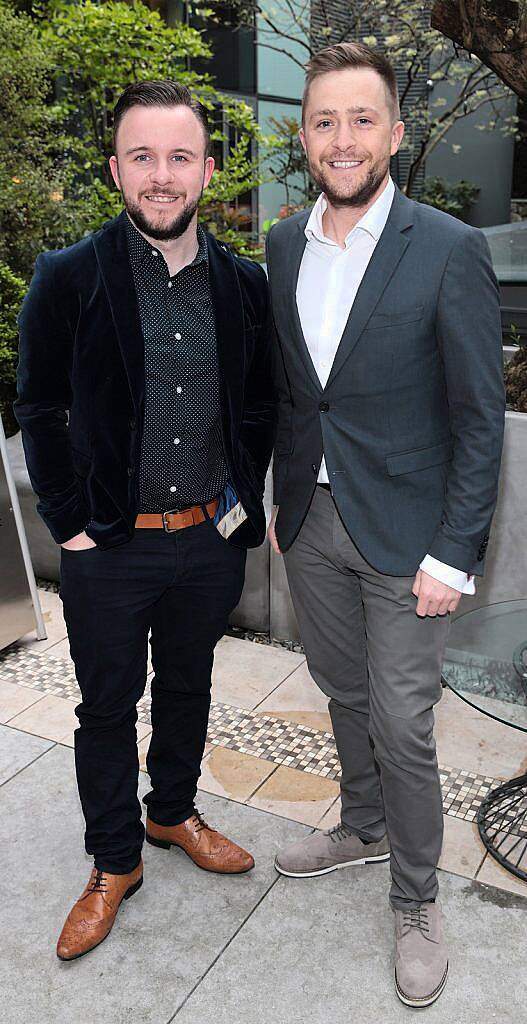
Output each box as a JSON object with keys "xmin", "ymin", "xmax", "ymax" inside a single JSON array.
[{"xmin": 0, "ymin": 643, "xmax": 507, "ymax": 823}]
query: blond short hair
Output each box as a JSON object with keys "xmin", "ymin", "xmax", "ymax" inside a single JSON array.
[{"xmin": 303, "ymin": 42, "xmax": 400, "ymax": 124}]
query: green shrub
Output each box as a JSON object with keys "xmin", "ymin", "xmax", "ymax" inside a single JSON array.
[
  {"xmin": 0, "ymin": 0, "xmax": 70, "ymax": 280},
  {"xmin": 420, "ymin": 177, "xmax": 480, "ymax": 221},
  {"xmin": 0, "ymin": 262, "xmax": 26, "ymax": 436},
  {"xmin": 504, "ymin": 325, "xmax": 527, "ymax": 413}
]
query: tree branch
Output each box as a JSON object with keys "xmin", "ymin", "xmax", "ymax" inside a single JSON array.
[{"xmin": 431, "ymin": 0, "xmax": 527, "ymax": 98}]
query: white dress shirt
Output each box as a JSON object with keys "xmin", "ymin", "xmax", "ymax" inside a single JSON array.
[{"xmin": 295, "ymin": 177, "xmax": 475, "ymax": 595}]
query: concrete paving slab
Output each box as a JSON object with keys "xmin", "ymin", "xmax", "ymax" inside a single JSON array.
[
  {"xmin": 0, "ymin": 679, "xmax": 47, "ymax": 724},
  {"xmin": 211, "ymin": 635, "xmax": 304, "ymax": 710},
  {"xmin": 8, "ymin": 693, "xmax": 78, "ymax": 742},
  {"xmin": 0, "ymin": 723, "xmax": 53, "ymax": 785},
  {"xmin": 435, "ymin": 687, "xmax": 527, "ymax": 781},
  {"xmin": 175, "ymin": 859, "xmax": 527, "ymax": 1024},
  {"xmin": 477, "ymin": 850, "xmax": 527, "ymax": 897},
  {"xmin": 0, "ymin": 740, "xmax": 307, "ymax": 1024}
]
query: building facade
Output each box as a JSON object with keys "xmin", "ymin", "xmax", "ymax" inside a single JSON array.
[{"xmin": 175, "ymin": 0, "xmax": 520, "ymax": 230}]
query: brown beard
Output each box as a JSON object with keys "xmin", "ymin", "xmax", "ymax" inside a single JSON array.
[
  {"xmin": 123, "ymin": 191, "xmax": 201, "ymax": 241},
  {"xmin": 308, "ymin": 154, "xmax": 390, "ymax": 209}
]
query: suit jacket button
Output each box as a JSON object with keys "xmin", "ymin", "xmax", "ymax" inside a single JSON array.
[
  {"xmin": 127, "ymin": 466, "xmax": 134, "ymax": 477},
  {"xmin": 130, "ymin": 418, "xmax": 136, "ymax": 430},
  {"xmin": 319, "ymin": 401, "xmax": 330, "ymax": 412}
]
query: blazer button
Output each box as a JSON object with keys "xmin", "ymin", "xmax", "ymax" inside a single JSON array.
[
  {"xmin": 127, "ymin": 466, "xmax": 134, "ymax": 477},
  {"xmin": 319, "ymin": 401, "xmax": 330, "ymax": 412},
  {"xmin": 130, "ymin": 418, "xmax": 136, "ymax": 430}
]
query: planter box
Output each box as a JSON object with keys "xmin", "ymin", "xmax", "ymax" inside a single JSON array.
[
  {"xmin": 269, "ymin": 410, "xmax": 527, "ymax": 640},
  {"xmin": 6, "ymin": 429, "xmax": 272, "ymax": 632},
  {"xmin": 454, "ymin": 410, "xmax": 527, "ymax": 616},
  {"xmin": 7, "ymin": 410, "xmax": 526, "ymax": 641}
]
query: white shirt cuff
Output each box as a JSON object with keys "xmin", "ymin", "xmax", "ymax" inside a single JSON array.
[{"xmin": 420, "ymin": 555, "xmax": 476, "ymax": 595}]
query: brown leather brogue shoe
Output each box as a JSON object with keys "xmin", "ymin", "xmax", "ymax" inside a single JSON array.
[
  {"xmin": 56, "ymin": 860, "xmax": 143, "ymax": 961},
  {"xmin": 146, "ymin": 810, "xmax": 254, "ymax": 874}
]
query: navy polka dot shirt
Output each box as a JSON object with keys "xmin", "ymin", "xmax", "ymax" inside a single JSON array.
[{"xmin": 127, "ymin": 216, "xmax": 229, "ymax": 512}]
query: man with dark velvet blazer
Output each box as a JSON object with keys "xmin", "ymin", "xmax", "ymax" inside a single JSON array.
[{"xmin": 15, "ymin": 81, "xmax": 276, "ymax": 962}]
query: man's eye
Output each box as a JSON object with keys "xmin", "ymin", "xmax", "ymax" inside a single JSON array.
[
  {"xmin": 173, "ymin": 155, "xmax": 186, "ymax": 162},
  {"xmin": 317, "ymin": 120, "xmax": 333, "ymax": 129},
  {"xmin": 134, "ymin": 154, "xmax": 150, "ymax": 162},
  {"xmin": 357, "ymin": 118, "xmax": 372, "ymax": 126}
]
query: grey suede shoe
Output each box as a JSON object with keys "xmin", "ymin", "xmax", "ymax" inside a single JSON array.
[
  {"xmin": 394, "ymin": 902, "xmax": 448, "ymax": 1008},
  {"xmin": 275, "ymin": 822, "xmax": 390, "ymax": 878}
]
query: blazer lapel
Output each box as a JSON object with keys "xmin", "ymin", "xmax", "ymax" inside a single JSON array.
[
  {"xmin": 206, "ymin": 232, "xmax": 245, "ymax": 435},
  {"xmin": 92, "ymin": 212, "xmax": 145, "ymax": 416},
  {"xmin": 277, "ymin": 212, "xmax": 322, "ymax": 393},
  {"xmin": 325, "ymin": 189, "xmax": 414, "ymax": 389}
]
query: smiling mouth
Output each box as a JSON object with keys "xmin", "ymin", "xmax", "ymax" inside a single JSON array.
[
  {"xmin": 143, "ymin": 195, "xmax": 180, "ymax": 204},
  {"xmin": 328, "ymin": 160, "xmax": 363, "ymax": 169}
]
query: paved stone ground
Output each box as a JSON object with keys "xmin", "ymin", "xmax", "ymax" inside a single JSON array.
[{"xmin": 1, "ymin": 726, "xmax": 526, "ymax": 1024}]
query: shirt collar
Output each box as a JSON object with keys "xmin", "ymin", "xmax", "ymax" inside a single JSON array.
[
  {"xmin": 305, "ymin": 176, "xmax": 395, "ymax": 248},
  {"xmin": 126, "ymin": 214, "xmax": 208, "ymax": 271}
]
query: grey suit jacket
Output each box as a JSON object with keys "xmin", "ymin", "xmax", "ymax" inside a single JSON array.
[{"xmin": 267, "ymin": 187, "xmax": 505, "ymax": 576}]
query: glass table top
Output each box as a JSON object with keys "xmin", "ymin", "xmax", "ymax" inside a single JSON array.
[
  {"xmin": 482, "ymin": 221, "xmax": 527, "ymax": 282},
  {"xmin": 442, "ymin": 600, "xmax": 527, "ymax": 732}
]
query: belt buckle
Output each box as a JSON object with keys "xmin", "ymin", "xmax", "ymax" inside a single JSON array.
[{"xmin": 162, "ymin": 507, "xmax": 180, "ymax": 533}]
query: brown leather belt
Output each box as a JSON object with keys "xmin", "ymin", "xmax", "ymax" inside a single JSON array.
[{"xmin": 135, "ymin": 498, "xmax": 219, "ymax": 533}]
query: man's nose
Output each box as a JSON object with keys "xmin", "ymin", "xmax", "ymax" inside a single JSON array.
[
  {"xmin": 148, "ymin": 163, "xmax": 175, "ymax": 186},
  {"xmin": 332, "ymin": 124, "xmax": 358, "ymax": 151}
]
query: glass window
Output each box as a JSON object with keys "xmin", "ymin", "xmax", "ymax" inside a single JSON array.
[{"xmin": 191, "ymin": 4, "xmax": 256, "ymax": 94}]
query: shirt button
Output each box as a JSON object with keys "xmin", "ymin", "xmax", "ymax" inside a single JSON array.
[
  {"xmin": 319, "ymin": 401, "xmax": 330, "ymax": 412},
  {"xmin": 173, "ymin": 438, "xmax": 180, "ymax": 445},
  {"xmin": 170, "ymin": 485, "xmax": 177, "ymax": 493},
  {"xmin": 168, "ymin": 282, "xmax": 173, "ymax": 289},
  {"xmin": 176, "ymin": 386, "xmax": 182, "ymax": 394},
  {"xmin": 175, "ymin": 332, "xmax": 182, "ymax": 340},
  {"xmin": 151, "ymin": 250, "xmax": 158, "ymax": 257}
]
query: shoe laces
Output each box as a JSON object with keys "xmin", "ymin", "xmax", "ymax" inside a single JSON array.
[
  {"xmin": 86, "ymin": 868, "xmax": 109, "ymax": 894},
  {"xmin": 325, "ymin": 822, "xmax": 354, "ymax": 844},
  {"xmin": 191, "ymin": 809, "xmax": 215, "ymax": 833},
  {"xmin": 401, "ymin": 905, "xmax": 432, "ymax": 939}
]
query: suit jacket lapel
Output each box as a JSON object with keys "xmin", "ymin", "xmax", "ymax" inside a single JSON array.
[
  {"xmin": 206, "ymin": 232, "xmax": 245, "ymax": 435},
  {"xmin": 92, "ymin": 212, "xmax": 145, "ymax": 416},
  {"xmin": 281, "ymin": 213, "xmax": 322, "ymax": 393},
  {"xmin": 325, "ymin": 189, "xmax": 414, "ymax": 389}
]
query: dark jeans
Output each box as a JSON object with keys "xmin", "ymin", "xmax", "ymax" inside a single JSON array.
[{"xmin": 59, "ymin": 520, "xmax": 246, "ymax": 874}]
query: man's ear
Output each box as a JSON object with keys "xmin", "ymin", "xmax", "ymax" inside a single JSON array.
[
  {"xmin": 203, "ymin": 155, "xmax": 215, "ymax": 191},
  {"xmin": 390, "ymin": 121, "xmax": 405, "ymax": 158},
  {"xmin": 109, "ymin": 155, "xmax": 121, "ymax": 190},
  {"xmin": 298, "ymin": 126, "xmax": 307, "ymax": 156}
]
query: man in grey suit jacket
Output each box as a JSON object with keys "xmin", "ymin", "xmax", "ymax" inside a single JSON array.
[{"xmin": 266, "ymin": 43, "xmax": 505, "ymax": 1008}]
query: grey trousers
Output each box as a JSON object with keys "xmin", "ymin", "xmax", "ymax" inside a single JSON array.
[{"xmin": 283, "ymin": 485, "xmax": 449, "ymax": 908}]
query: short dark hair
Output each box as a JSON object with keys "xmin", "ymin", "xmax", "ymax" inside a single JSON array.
[
  {"xmin": 303, "ymin": 43, "xmax": 400, "ymax": 123},
  {"xmin": 112, "ymin": 80, "xmax": 211, "ymax": 155}
]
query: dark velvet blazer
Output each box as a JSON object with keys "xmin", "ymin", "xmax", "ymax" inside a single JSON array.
[{"xmin": 15, "ymin": 212, "xmax": 276, "ymax": 549}]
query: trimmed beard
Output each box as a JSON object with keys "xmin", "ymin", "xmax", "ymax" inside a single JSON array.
[
  {"xmin": 309, "ymin": 154, "xmax": 390, "ymax": 209},
  {"xmin": 123, "ymin": 191, "xmax": 202, "ymax": 241}
]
